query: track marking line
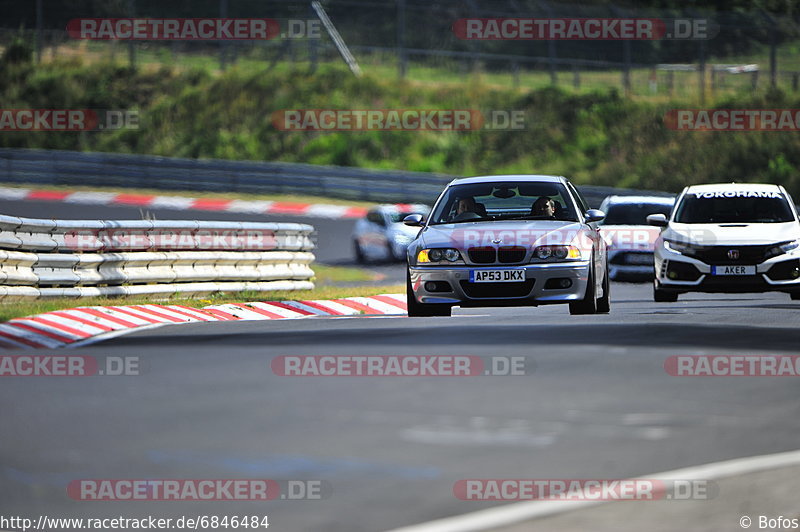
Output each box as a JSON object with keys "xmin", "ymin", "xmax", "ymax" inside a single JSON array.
[{"xmin": 385, "ymin": 448, "xmax": 800, "ymax": 532}]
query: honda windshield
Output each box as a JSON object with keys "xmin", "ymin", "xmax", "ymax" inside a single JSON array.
[{"xmin": 674, "ymin": 193, "xmax": 794, "ymax": 224}]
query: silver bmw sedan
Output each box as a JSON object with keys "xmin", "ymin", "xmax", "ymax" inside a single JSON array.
[{"xmin": 404, "ymin": 175, "xmax": 610, "ymax": 317}]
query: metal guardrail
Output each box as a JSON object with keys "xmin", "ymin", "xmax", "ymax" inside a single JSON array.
[
  {"xmin": 0, "ymin": 148, "xmax": 672, "ymax": 208},
  {"xmin": 0, "ymin": 214, "xmax": 314, "ymax": 252},
  {"xmin": 0, "ymin": 214, "xmax": 316, "ymax": 299},
  {"xmin": 0, "ymin": 148, "xmax": 451, "ymax": 205}
]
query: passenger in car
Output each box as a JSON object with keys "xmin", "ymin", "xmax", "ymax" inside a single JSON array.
[{"xmin": 531, "ymin": 196, "xmax": 557, "ymax": 219}]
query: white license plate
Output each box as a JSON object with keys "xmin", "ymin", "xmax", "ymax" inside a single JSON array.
[
  {"xmin": 626, "ymin": 254, "xmax": 653, "ymax": 265},
  {"xmin": 711, "ymin": 265, "xmax": 755, "ymax": 276},
  {"xmin": 469, "ymin": 269, "xmax": 526, "ymax": 283}
]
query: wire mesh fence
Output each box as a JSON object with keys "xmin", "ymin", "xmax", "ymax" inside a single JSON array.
[{"xmin": 3, "ymin": 1, "xmax": 800, "ymax": 99}]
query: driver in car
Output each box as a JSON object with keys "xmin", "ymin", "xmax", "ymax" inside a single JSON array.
[
  {"xmin": 531, "ymin": 196, "xmax": 557, "ymax": 219},
  {"xmin": 457, "ymin": 197, "xmax": 478, "ymax": 216}
]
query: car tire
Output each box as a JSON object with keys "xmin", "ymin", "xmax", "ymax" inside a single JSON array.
[
  {"xmin": 406, "ymin": 271, "xmax": 451, "ymax": 317},
  {"xmin": 354, "ymin": 240, "xmax": 367, "ymax": 264},
  {"xmin": 569, "ymin": 260, "xmax": 599, "ymax": 315},
  {"xmin": 653, "ymin": 282, "xmax": 679, "ymax": 302},
  {"xmin": 790, "ymin": 292, "xmax": 800, "ymax": 301},
  {"xmin": 596, "ymin": 265, "xmax": 611, "ymax": 314}
]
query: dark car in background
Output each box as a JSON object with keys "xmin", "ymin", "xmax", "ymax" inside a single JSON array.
[{"xmin": 598, "ymin": 195, "xmax": 675, "ymax": 281}]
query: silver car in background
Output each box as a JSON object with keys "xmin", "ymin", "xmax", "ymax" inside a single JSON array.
[
  {"xmin": 353, "ymin": 203, "xmax": 431, "ymax": 263},
  {"xmin": 598, "ymin": 195, "xmax": 675, "ymax": 281},
  {"xmin": 404, "ymin": 175, "xmax": 609, "ymax": 317}
]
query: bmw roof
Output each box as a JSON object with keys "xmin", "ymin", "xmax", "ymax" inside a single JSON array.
[
  {"xmin": 371, "ymin": 203, "xmax": 430, "ymax": 212},
  {"xmin": 449, "ymin": 175, "xmax": 566, "ymax": 186}
]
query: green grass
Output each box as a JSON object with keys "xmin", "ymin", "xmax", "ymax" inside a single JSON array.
[
  {"xmin": 312, "ymin": 264, "xmax": 379, "ymax": 284},
  {"xmin": 43, "ymin": 39, "xmax": 800, "ymax": 102},
  {"xmin": 0, "ymin": 282, "xmax": 404, "ymax": 323}
]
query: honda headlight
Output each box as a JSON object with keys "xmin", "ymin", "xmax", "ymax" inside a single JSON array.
[
  {"xmin": 664, "ymin": 239, "xmax": 694, "ymax": 255},
  {"xmin": 766, "ymin": 240, "xmax": 800, "ymax": 259},
  {"xmin": 781, "ymin": 240, "xmax": 800, "ymax": 253}
]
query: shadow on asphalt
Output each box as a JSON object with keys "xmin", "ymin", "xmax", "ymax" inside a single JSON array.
[{"xmin": 94, "ymin": 321, "xmax": 800, "ymax": 353}]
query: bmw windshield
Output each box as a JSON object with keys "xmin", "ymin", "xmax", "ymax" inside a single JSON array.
[{"xmin": 429, "ymin": 181, "xmax": 579, "ymax": 225}]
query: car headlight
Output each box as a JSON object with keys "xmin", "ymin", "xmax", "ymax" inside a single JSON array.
[
  {"xmin": 663, "ymin": 239, "xmax": 696, "ymax": 255},
  {"xmin": 533, "ymin": 245, "xmax": 581, "ymax": 261},
  {"xmin": 443, "ymin": 248, "xmax": 461, "ymax": 261},
  {"xmin": 766, "ymin": 240, "xmax": 800, "ymax": 259},
  {"xmin": 417, "ymin": 248, "xmax": 462, "ymax": 263},
  {"xmin": 783, "ymin": 240, "xmax": 800, "ymax": 252}
]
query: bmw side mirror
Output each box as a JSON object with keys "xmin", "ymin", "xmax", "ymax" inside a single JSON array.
[
  {"xmin": 403, "ymin": 214, "xmax": 424, "ymax": 227},
  {"xmin": 647, "ymin": 213, "xmax": 668, "ymax": 227},
  {"xmin": 584, "ymin": 209, "xmax": 605, "ymax": 223}
]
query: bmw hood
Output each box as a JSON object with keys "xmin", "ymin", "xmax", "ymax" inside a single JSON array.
[{"xmin": 419, "ymin": 220, "xmax": 586, "ymax": 249}]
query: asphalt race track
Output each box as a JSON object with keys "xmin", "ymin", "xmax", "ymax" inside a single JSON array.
[{"xmin": 1, "ymin": 198, "xmax": 799, "ymax": 531}]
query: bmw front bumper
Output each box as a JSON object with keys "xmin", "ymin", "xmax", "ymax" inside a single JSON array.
[{"xmin": 408, "ymin": 261, "xmax": 591, "ymax": 307}]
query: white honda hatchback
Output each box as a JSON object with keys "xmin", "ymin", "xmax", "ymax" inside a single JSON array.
[{"xmin": 648, "ymin": 183, "xmax": 800, "ymax": 301}]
